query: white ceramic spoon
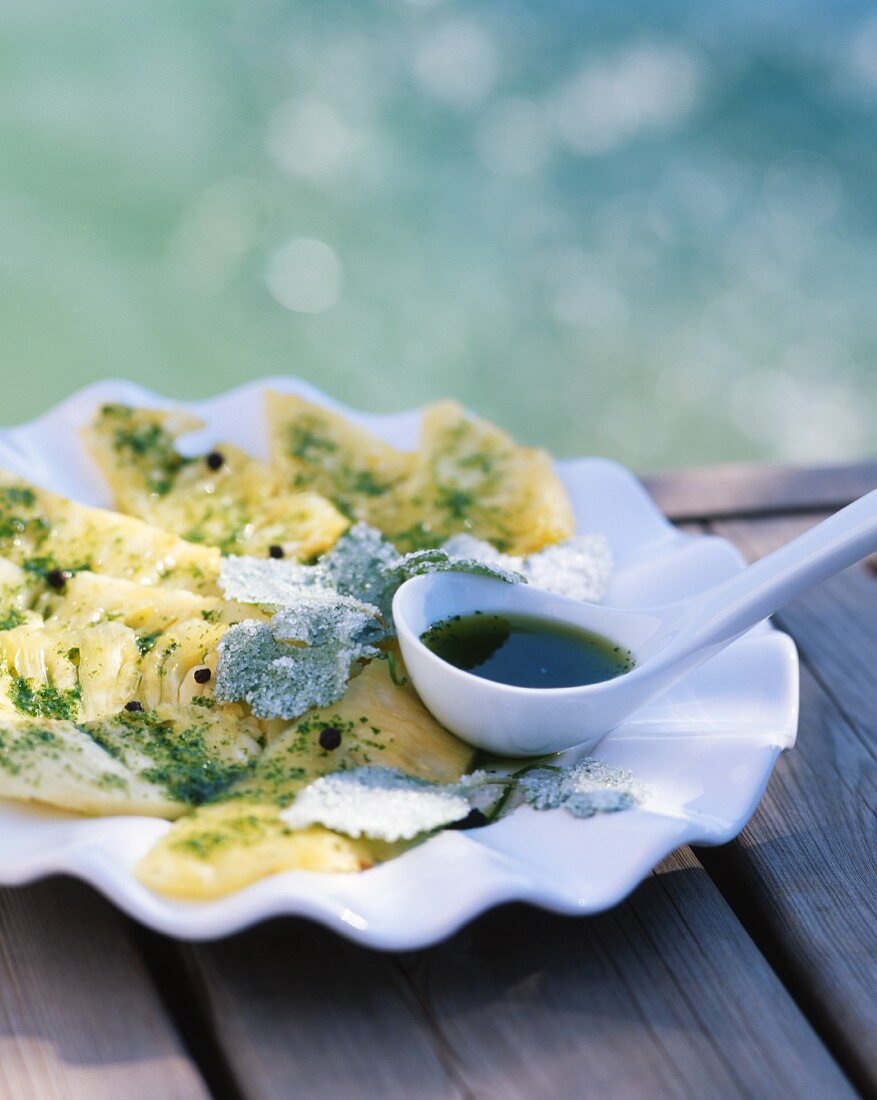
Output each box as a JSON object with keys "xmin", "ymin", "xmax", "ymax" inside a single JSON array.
[{"xmin": 393, "ymin": 489, "xmax": 877, "ymax": 756}]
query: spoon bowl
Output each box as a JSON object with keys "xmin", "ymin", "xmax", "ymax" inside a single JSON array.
[
  {"xmin": 393, "ymin": 487, "xmax": 877, "ymax": 755},
  {"xmin": 393, "ymin": 572, "xmax": 665, "ymax": 754}
]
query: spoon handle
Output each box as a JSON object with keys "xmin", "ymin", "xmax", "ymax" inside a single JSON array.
[{"xmin": 672, "ymin": 486, "xmax": 877, "ymax": 658}]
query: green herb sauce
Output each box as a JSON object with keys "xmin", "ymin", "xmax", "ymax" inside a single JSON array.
[{"xmin": 420, "ymin": 611, "xmax": 634, "ymax": 688}]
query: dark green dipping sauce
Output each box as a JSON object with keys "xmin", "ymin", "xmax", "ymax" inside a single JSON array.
[{"xmin": 420, "ymin": 611, "xmax": 634, "ymax": 689}]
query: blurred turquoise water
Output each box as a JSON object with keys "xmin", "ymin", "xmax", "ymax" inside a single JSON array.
[{"xmin": 1, "ymin": 0, "xmax": 875, "ymax": 469}]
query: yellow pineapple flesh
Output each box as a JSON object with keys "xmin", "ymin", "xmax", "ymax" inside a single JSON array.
[
  {"xmin": 265, "ymin": 393, "xmax": 574, "ymax": 553},
  {"xmin": 376, "ymin": 400, "xmax": 575, "ymax": 553},
  {"xmin": 0, "ymin": 569, "xmax": 265, "ymax": 817},
  {"xmin": 84, "ymin": 404, "xmax": 346, "ymax": 558},
  {"xmin": 135, "ymin": 806, "xmax": 401, "ymax": 899},
  {"xmin": 0, "ymin": 471, "xmax": 220, "ymax": 594},
  {"xmin": 265, "ymin": 391, "xmax": 414, "ymax": 524}
]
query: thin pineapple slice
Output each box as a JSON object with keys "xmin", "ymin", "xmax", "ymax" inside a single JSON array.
[
  {"xmin": 0, "ymin": 703, "xmax": 263, "ymax": 819},
  {"xmin": 84, "ymin": 404, "xmax": 347, "ymax": 558},
  {"xmin": 0, "ymin": 618, "xmax": 139, "ymax": 722},
  {"xmin": 137, "ymin": 617, "xmax": 226, "ymax": 711},
  {"xmin": 376, "ymin": 400, "xmax": 575, "ymax": 553},
  {"xmin": 136, "ymin": 657, "xmax": 474, "ymax": 898},
  {"xmin": 265, "ymin": 394, "xmax": 573, "ymax": 553},
  {"xmin": 265, "ymin": 391, "xmax": 414, "ymax": 524},
  {"xmin": 0, "ymin": 472, "xmax": 219, "ymax": 595},
  {"xmin": 40, "ymin": 570, "xmax": 269, "ymax": 637},
  {"xmin": 0, "ymin": 715, "xmax": 186, "ymax": 817},
  {"xmin": 135, "ymin": 806, "xmax": 399, "ymax": 899}
]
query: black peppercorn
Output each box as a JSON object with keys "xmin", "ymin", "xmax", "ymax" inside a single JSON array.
[
  {"xmin": 193, "ymin": 667, "xmax": 211, "ymax": 684},
  {"xmin": 45, "ymin": 568, "xmax": 70, "ymax": 591},
  {"xmin": 205, "ymin": 451, "xmax": 225, "ymax": 471},
  {"xmin": 444, "ymin": 808, "xmax": 488, "ymax": 831},
  {"xmin": 268, "ymin": 545, "xmax": 285, "ymax": 559},
  {"xmin": 318, "ymin": 726, "xmax": 342, "ymax": 750},
  {"xmin": 125, "ymin": 700, "xmax": 144, "ymax": 713}
]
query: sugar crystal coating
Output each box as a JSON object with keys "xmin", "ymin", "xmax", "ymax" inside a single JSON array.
[
  {"xmin": 323, "ymin": 522, "xmax": 399, "ymax": 619},
  {"xmin": 517, "ymin": 758, "xmax": 644, "ymax": 818},
  {"xmin": 382, "ymin": 547, "xmax": 524, "ymax": 586},
  {"xmin": 219, "ymin": 555, "xmax": 331, "ymax": 607},
  {"xmin": 215, "ymin": 612, "xmax": 379, "ymax": 720},
  {"xmin": 280, "ymin": 766, "xmax": 471, "ymax": 841},
  {"xmin": 272, "ymin": 591, "xmax": 384, "ymax": 647},
  {"xmin": 443, "ymin": 533, "xmax": 612, "ymax": 603},
  {"xmin": 524, "ymin": 535, "xmax": 612, "ymax": 603},
  {"xmin": 278, "ymin": 757, "xmax": 645, "ymax": 842}
]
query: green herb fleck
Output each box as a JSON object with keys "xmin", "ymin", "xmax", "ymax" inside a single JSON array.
[
  {"xmin": 0, "ymin": 608, "xmax": 25, "ymax": 632},
  {"xmin": 10, "ymin": 677, "xmax": 81, "ymax": 721},
  {"xmin": 136, "ymin": 631, "xmax": 162, "ymax": 656},
  {"xmin": 105, "ymin": 409, "xmax": 192, "ymax": 497}
]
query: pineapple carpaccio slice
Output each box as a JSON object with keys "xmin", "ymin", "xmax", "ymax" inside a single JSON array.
[
  {"xmin": 84, "ymin": 403, "xmax": 346, "ymax": 558},
  {"xmin": 0, "ymin": 704, "xmax": 264, "ymax": 819},
  {"xmin": 374, "ymin": 400, "xmax": 575, "ymax": 553},
  {"xmin": 266, "ymin": 393, "xmax": 574, "ymax": 553},
  {"xmin": 0, "ymin": 472, "xmax": 219, "ymax": 594},
  {"xmin": 265, "ymin": 390, "xmax": 414, "ymax": 523},
  {"xmin": 0, "ymin": 715, "xmax": 186, "ymax": 817},
  {"xmin": 0, "ymin": 566, "xmax": 265, "ymax": 817},
  {"xmin": 135, "ymin": 807, "xmax": 399, "ymax": 899}
]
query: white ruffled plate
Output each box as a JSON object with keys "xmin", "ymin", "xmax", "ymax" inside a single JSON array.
[{"xmin": 0, "ymin": 379, "xmax": 798, "ymax": 948}]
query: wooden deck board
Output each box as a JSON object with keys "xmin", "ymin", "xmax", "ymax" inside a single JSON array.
[
  {"xmin": 396, "ymin": 850, "xmax": 852, "ymax": 1100},
  {"xmin": 705, "ymin": 516, "xmax": 877, "ymax": 1090},
  {"xmin": 181, "ymin": 921, "xmax": 467, "ymax": 1100},
  {"xmin": 183, "ymin": 850, "xmax": 852, "ymax": 1100},
  {"xmin": 0, "ymin": 877, "xmax": 208, "ymax": 1100},
  {"xmin": 644, "ymin": 459, "xmax": 877, "ymax": 522}
]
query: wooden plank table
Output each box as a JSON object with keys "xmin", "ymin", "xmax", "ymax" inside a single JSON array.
[{"xmin": 1, "ymin": 460, "xmax": 875, "ymax": 1100}]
